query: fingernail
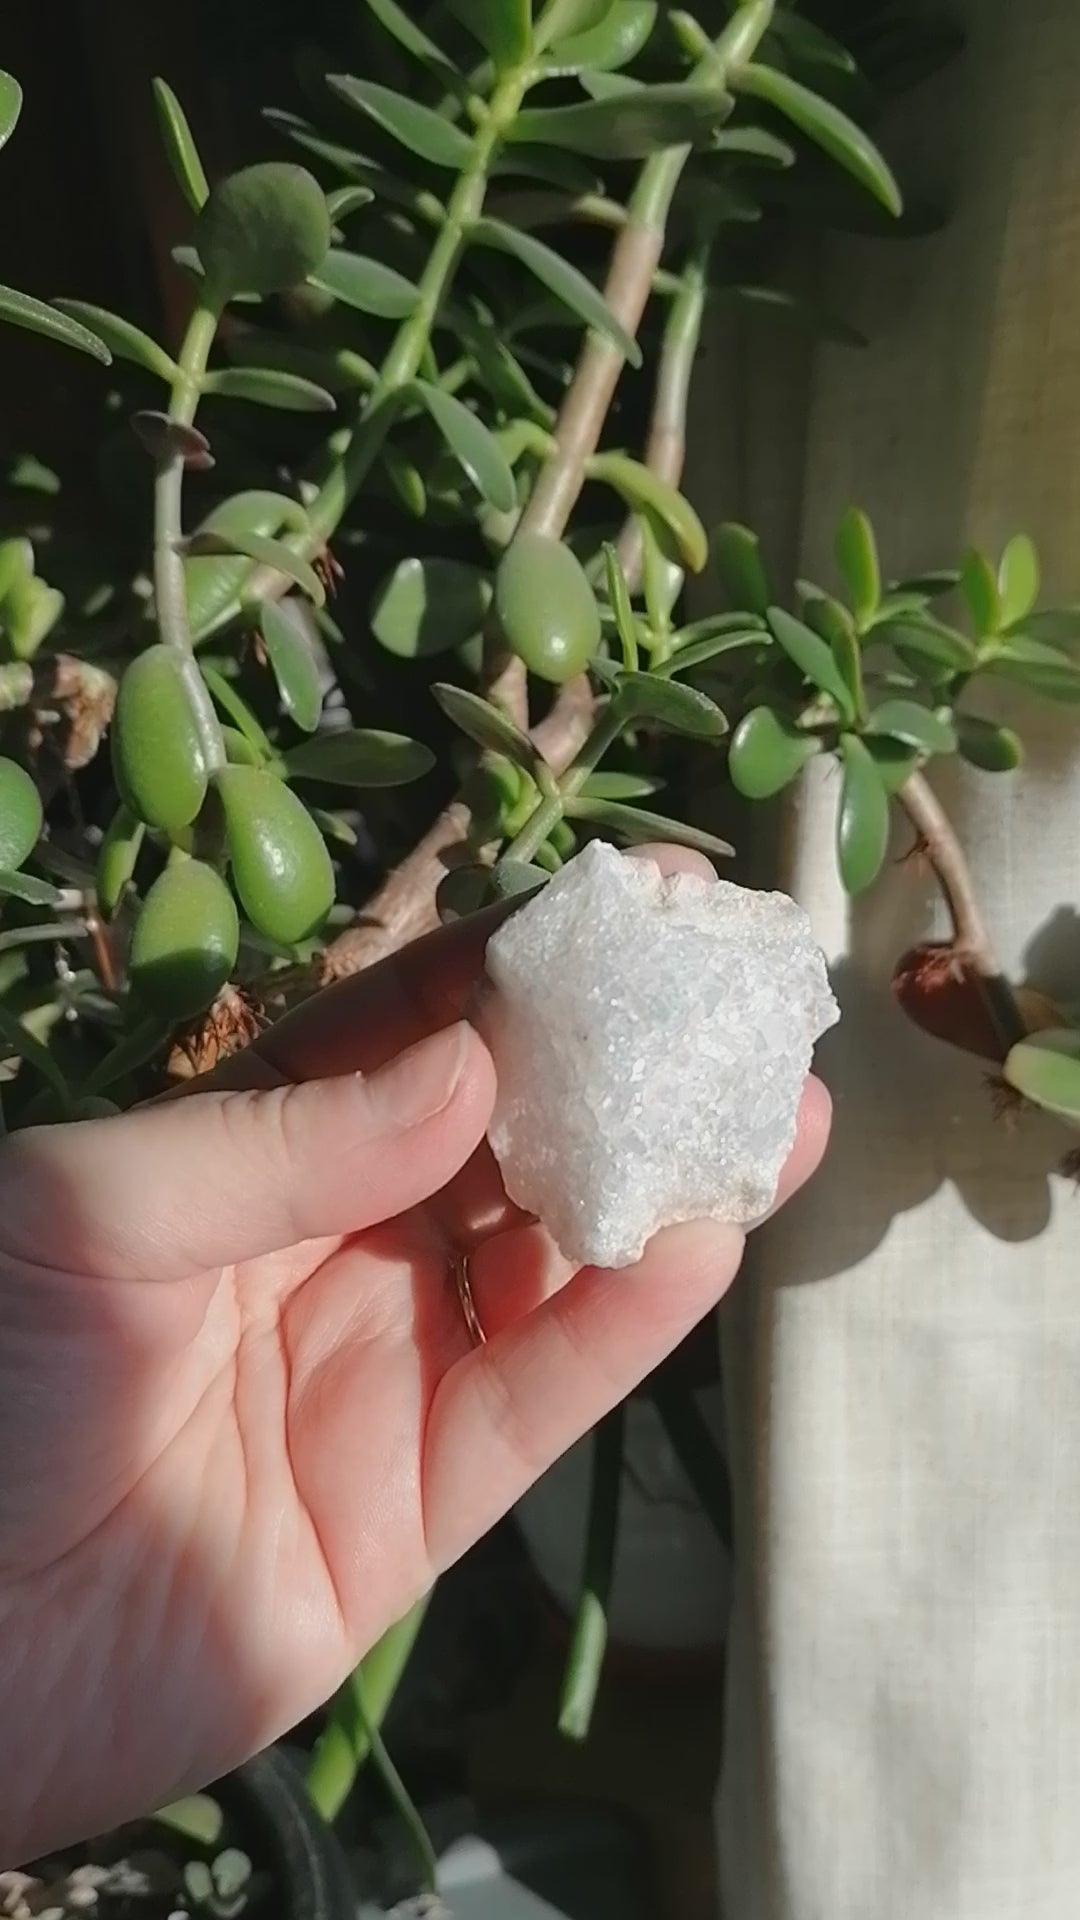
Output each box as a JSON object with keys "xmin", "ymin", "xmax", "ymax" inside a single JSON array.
[{"xmin": 366, "ymin": 1021, "xmax": 470, "ymax": 1130}]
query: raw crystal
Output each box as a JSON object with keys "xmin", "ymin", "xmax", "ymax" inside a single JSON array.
[{"xmin": 481, "ymin": 840, "xmax": 838, "ymax": 1268}]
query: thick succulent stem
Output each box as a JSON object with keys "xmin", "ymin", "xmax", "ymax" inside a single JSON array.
[
  {"xmin": 897, "ymin": 770, "xmax": 1026, "ymax": 1052},
  {"xmin": 154, "ymin": 303, "xmax": 226, "ymax": 772}
]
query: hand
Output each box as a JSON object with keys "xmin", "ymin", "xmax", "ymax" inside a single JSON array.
[{"xmin": 0, "ymin": 849, "xmax": 829, "ymax": 1861}]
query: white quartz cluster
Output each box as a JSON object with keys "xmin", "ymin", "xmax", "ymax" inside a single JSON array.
[{"xmin": 482, "ymin": 841, "xmax": 838, "ymax": 1268}]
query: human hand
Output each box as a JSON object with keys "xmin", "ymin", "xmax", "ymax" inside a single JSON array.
[{"xmin": 0, "ymin": 848, "xmax": 829, "ymax": 1861}]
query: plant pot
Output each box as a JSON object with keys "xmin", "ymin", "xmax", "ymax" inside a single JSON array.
[
  {"xmin": 5, "ymin": 1745, "xmax": 355, "ymax": 1920},
  {"xmin": 210, "ymin": 1746, "xmax": 356, "ymax": 1920},
  {"xmin": 515, "ymin": 1385, "xmax": 731, "ymax": 1654}
]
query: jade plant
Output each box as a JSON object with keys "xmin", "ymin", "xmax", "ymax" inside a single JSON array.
[{"xmin": 3, "ymin": 0, "xmax": 1079, "ymax": 1894}]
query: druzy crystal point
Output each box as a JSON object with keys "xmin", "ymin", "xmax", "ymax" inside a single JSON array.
[{"xmin": 482, "ymin": 840, "xmax": 838, "ymax": 1269}]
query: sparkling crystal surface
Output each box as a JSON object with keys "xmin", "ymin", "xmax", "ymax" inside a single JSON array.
[{"xmin": 482, "ymin": 841, "xmax": 838, "ymax": 1268}]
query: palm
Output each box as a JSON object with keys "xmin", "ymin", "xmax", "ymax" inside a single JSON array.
[{"xmin": 0, "ymin": 851, "xmax": 829, "ymax": 1863}]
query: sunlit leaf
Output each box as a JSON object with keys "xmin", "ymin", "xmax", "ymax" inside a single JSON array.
[
  {"xmin": 0, "ymin": 286, "xmax": 111, "ymax": 362},
  {"xmin": 611, "ymin": 670, "xmax": 727, "ymax": 737},
  {"xmin": 603, "ymin": 545, "xmax": 639, "ymax": 671},
  {"xmin": 865, "ymin": 699, "xmax": 955, "ymax": 754},
  {"xmin": 309, "ymin": 249, "xmax": 419, "ymax": 319},
  {"xmin": 204, "ymin": 366, "xmax": 336, "ymax": 411},
  {"xmin": 371, "ymin": 556, "xmax": 492, "ymax": 659},
  {"xmin": 284, "ymin": 729, "xmax": 433, "ymax": 787},
  {"xmin": 959, "ymin": 546, "xmax": 1000, "ymax": 638},
  {"xmin": 1003, "ymin": 1029, "xmax": 1080, "ymax": 1123},
  {"xmin": 768, "ymin": 605, "xmax": 856, "ymax": 719},
  {"xmin": 835, "ymin": 506, "xmax": 880, "ymax": 624},
  {"xmin": 405, "ymin": 380, "xmax": 516, "ymax": 512},
  {"xmin": 185, "ymin": 529, "xmax": 325, "ymax": 607},
  {"xmin": 448, "ymin": 0, "xmax": 531, "ymax": 68},
  {"xmin": 327, "ymin": 75, "xmax": 472, "ymax": 169},
  {"xmin": 260, "ymin": 601, "xmax": 322, "ymax": 732},
  {"xmin": 578, "ymin": 770, "xmax": 664, "ymax": 800},
  {"xmin": 433, "ymin": 683, "xmax": 543, "ymax": 774},
  {"xmin": 728, "ymin": 705, "xmax": 820, "ymax": 798},
  {"xmin": 837, "ymin": 732, "xmax": 889, "ymax": 893},
  {"xmin": 151, "ymin": 78, "xmax": 209, "ymax": 211},
  {"xmin": 545, "ymin": 2, "xmax": 657, "ymax": 74},
  {"xmin": 471, "ymin": 218, "xmax": 641, "ymax": 367},
  {"xmin": 0, "ymin": 868, "xmax": 64, "ymax": 908},
  {"xmin": 658, "ymin": 626, "xmax": 764, "ymax": 675},
  {"xmin": 0, "ymin": 71, "xmax": 23, "ymax": 151},
  {"xmin": 511, "ymin": 84, "xmax": 731, "ymax": 161},
  {"xmin": 589, "ymin": 454, "xmax": 707, "ymax": 570},
  {"xmin": 997, "ymin": 532, "xmax": 1040, "ymax": 629},
  {"xmin": 734, "ymin": 64, "xmax": 902, "ymax": 214},
  {"xmin": 565, "ymin": 796, "xmax": 733, "ymax": 859}
]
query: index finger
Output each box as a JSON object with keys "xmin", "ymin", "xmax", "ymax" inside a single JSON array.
[{"xmin": 196, "ymin": 843, "xmax": 719, "ymax": 1092}]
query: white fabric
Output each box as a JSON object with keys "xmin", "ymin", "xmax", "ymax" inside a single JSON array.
[{"xmin": 713, "ymin": 4, "xmax": 1080, "ymax": 1913}]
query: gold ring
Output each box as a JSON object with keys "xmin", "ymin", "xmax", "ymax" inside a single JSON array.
[{"xmin": 454, "ymin": 1252, "xmax": 486, "ymax": 1348}]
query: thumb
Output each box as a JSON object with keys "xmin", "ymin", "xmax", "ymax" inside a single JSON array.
[{"xmin": 0, "ymin": 1022, "xmax": 494, "ymax": 1281}]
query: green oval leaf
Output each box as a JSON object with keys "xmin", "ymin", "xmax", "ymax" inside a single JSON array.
[
  {"xmin": 471, "ymin": 218, "xmax": 641, "ymax": 368},
  {"xmin": 309, "ymin": 249, "xmax": 419, "ymax": 319},
  {"xmin": 327, "ymin": 75, "xmax": 472, "ymax": 169},
  {"xmin": 196, "ymin": 163, "xmax": 331, "ymax": 303},
  {"xmin": 511, "ymin": 84, "xmax": 732, "ymax": 161},
  {"xmin": 1011, "ymin": 608, "xmax": 1080, "ymax": 648},
  {"xmin": 406, "ymin": 379, "xmax": 516, "ymax": 512},
  {"xmin": 284, "ymin": 728, "xmax": 433, "ymax": 787},
  {"xmin": 955, "ymin": 712, "xmax": 1022, "ymax": 772},
  {"xmin": 0, "ymin": 71, "xmax": 23, "ymax": 150},
  {"xmin": 96, "ymin": 804, "xmax": 146, "ymax": 918},
  {"xmin": 611, "ymin": 670, "xmax": 727, "ymax": 738},
  {"xmin": 448, "ymin": 0, "xmax": 531, "ymax": 67},
  {"xmin": 184, "ymin": 529, "xmax": 325, "ymax": 608},
  {"xmin": 579, "ymin": 770, "xmax": 663, "ymax": 800},
  {"xmin": 130, "ymin": 859, "xmax": 239, "ymax": 1019},
  {"xmin": 0, "ymin": 757, "xmax": 43, "ymax": 871},
  {"xmin": 882, "ymin": 615, "xmax": 978, "ymax": 674},
  {"xmin": 432, "ymin": 684, "xmax": 541, "ymax": 774},
  {"xmin": 981, "ymin": 637, "xmax": 1080, "ymax": 703},
  {"xmin": 546, "ymin": 1, "xmax": 657, "ymax": 73},
  {"xmin": 714, "ymin": 522, "xmax": 769, "ymax": 613},
  {"xmin": 837, "ymin": 732, "xmax": 889, "ymax": 894},
  {"xmin": 658, "ymin": 627, "xmax": 764, "ymax": 675},
  {"xmin": 997, "ymin": 532, "xmax": 1040, "ymax": 629},
  {"xmin": 203, "ymin": 365, "xmax": 335, "ymax": 411},
  {"xmin": 497, "ymin": 534, "xmax": 601, "ymax": 683},
  {"xmin": 864, "ymin": 698, "xmax": 955, "ymax": 755},
  {"xmin": 564, "ymin": 796, "xmax": 733, "ymax": 860},
  {"xmin": 734, "ymin": 65, "xmax": 902, "ymax": 215},
  {"xmin": 371, "ymin": 556, "xmax": 492, "ymax": 660},
  {"xmin": 113, "ymin": 646, "xmax": 209, "ymax": 833},
  {"xmin": 589, "ymin": 453, "xmax": 707, "ymax": 571},
  {"xmin": 767, "ymin": 605, "xmax": 856, "ymax": 719},
  {"xmin": 835, "ymin": 506, "xmax": 880, "ymax": 625},
  {"xmin": 259, "ymin": 601, "xmax": 322, "ymax": 733},
  {"xmin": 215, "ymin": 766, "xmax": 334, "ymax": 947},
  {"xmin": 186, "ymin": 492, "xmax": 308, "ymax": 641},
  {"xmin": 151, "ymin": 78, "xmax": 209, "ymax": 211},
  {"xmin": 1003, "ymin": 1029, "xmax": 1080, "ymax": 1123},
  {"xmin": 729, "ymin": 705, "xmax": 820, "ymax": 798},
  {"xmin": 959, "ymin": 546, "xmax": 1000, "ymax": 639},
  {"xmin": 0, "ymin": 285, "xmax": 111, "ymax": 363}
]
